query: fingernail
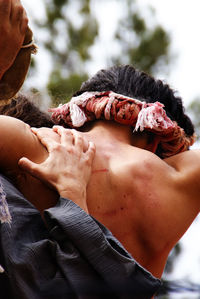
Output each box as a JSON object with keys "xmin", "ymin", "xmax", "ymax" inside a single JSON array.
[
  {"xmin": 31, "ymin": 127, "xmax": 37, "ymax": 132},
  {"xmin": 53, "ymin": 126, "xmax": 59, "ymax": 130}
]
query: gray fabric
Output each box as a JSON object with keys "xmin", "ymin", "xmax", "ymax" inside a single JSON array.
[
  {"xmin": 0, "ymin": 174, "xmax": 161, "ymax": 298},
  {"xmin": 0, "ymin": 177, "xmax": 11, "ymax": 223}
]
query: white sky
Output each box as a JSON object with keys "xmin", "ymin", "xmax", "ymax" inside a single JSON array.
[
  {"xmin": 21, "ymin": 0, "xmax": 200, "ymax": 288},
  {"xmin": 140, "ymin": 0, "xmax": 200, "ymax": 107}
]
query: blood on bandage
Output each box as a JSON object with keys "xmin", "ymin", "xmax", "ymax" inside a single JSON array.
[{"xmin": 49, "ymin": 91, "xmax": 196, "ymax": 159}]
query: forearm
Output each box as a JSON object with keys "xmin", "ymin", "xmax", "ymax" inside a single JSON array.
[{"xmin": 60, "ymin": 189, "xmax": 88, "ymax": 213}]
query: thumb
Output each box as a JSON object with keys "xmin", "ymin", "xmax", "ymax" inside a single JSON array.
[{"xmin": 18, "ymin": 157, "xmax": 40, "ymax": 178}]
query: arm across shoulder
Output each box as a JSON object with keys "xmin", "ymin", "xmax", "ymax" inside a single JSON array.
[{"xmin": 0, "ymin": 115, "xmax": 48, "ymax": 172}]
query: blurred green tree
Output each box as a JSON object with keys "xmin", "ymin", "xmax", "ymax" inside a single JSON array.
[
  {"xmin": 188, "ymin": 98, "xmax": 200, "ymax": 141},
  {"xmin": 35, "ymin": 0, "xmax": 98, "ymax": 105},
  {"xmin": 34, "ymin": 0, "xmax": 171, "ymax": 105},
  {"xmin": 113, "ymin": 0, "xmax": 170, "ymax": 75}
]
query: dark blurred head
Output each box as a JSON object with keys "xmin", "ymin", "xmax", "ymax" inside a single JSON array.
[
  {"xmin": 74, "ymin": 65, "xmax": 194, "ymax": 138},
  {"xmin": 0, "ymin": 94, "xmax": 54, "ymax": 128}
]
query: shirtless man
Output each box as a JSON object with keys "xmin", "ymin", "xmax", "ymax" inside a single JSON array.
[
  {"xmin": 0, "ymin": 116, "xmax": 160, "ymax": 298},
  {"xmin": 17, "ymin": 64, "xmax": 198, "ymax": 283},
  {"xmin": 0, "ymin": 62, "xmax": 196, "ymax": 286}
]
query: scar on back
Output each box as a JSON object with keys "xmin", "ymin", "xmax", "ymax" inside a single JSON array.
[{"xmin": 92, "ymin": 169, "xmax": 109, "ymax": 174}]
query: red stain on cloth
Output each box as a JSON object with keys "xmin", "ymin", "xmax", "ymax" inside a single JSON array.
[{"xmin": 49, "ymin": 91, "xmax": 195, "ymax": 158}]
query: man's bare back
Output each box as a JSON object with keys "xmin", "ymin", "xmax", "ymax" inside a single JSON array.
[
  {"xmin": 81, "ymin": 121, "xmax": 200, "ymax": 278},
  {"xmin": 1, "ymin": 115, "xmax": 199, "ymax": 281}
]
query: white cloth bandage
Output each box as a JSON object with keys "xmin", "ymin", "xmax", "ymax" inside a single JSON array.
[
  {"xmin": 49, "ymin": 90, "xmax": 196, "ymax": 158},
  {"xmin": 70, "ymin": 103, "xmax": 87, "ymax": 127}
]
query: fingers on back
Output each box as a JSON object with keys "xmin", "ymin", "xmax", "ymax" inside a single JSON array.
[
  {"xmin": 53, "ymin": 126, "xmax": 74, "ymax": 145},
  {"xmin": 86, "ymin": 142, "xmax": 96, "ymax": 162},
  {"xmin": 72, "ymin": 130, "xmax": 84, "ymax": 149}
]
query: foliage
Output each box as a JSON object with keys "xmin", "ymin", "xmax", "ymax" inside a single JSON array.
[
  {"xmin": 35, "ymin": 0, "xmax": 98, "ymax": 103},
  {"xmin": 113, "ymin": 0, "xmax": 170, "ymax": 74},
  {"xmin": 34, "ymin": 0, "xmax": 171, "ymax": 105},
  {"xmin": 164, "ymin": 243, "xmax": 181, "ymax": 274},
  {"xmin": 48, "ymin": 70, "xmax": 88, "ymax": 106},
  {"xmin": 187, "ymin": 98, "xmax": 200, "ymax": 140}
]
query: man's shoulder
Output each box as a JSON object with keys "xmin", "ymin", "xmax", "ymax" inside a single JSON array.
[
  {"xmin": 110, "ymin": 146, "xmax": 174, "ymax": 191},
  {"xmin": 164, "ymin": 148, "xmax": 200, "ymax": 170},
  {"xmin": 164, "ymin": 149, "xmax": 200, "ymax": 191},
  {"xmin": 125, "ymin": 146, "xmax": 174, "ymax": 175}
]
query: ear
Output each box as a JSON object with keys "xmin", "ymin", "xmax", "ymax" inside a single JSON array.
[{"xmin": 0, "ymin": 27, "xmax": 37, "ymax": 103}]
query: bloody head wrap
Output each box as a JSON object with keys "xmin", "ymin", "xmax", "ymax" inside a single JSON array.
[{"xmin": 49, "ymin": 91, "xmax": 195, "ymax": 159}]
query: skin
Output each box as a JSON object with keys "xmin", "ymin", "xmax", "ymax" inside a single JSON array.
[
  {"xmin": 0, "ymin": 0, "xmax": 28, "ymax": 80},
  {"xmin": 1, "ymin": 115, "xmax": 200, "ymax": 281},
  {"xmin": 0, "ymin": 115, "xmax": 95, "ymax": 213}
]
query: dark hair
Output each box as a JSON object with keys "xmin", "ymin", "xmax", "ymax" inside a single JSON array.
[
  {"xmin": 0, "ymin": 94, "xmax": 54, "ymax": 128},
  {"xmin": 74, "ymin": 65, "xmax": 194, "ymax": 137}
]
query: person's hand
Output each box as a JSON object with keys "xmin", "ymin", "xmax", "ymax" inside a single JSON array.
[
  {"xmin": 18, "ymin": 126, "xmax": 96, "ymax": 213},
  {"xmin": 0, "ymin": 0, "xmax": 28, "ymax": 80}
]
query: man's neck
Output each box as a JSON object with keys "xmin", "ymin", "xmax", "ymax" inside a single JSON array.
[
  {"xmin": 83, "ymin": 120, "xmax": 151, "ymax": 150},
  {"xmin": 83, "ymin": 120, "xmax": 135, "ymax": 146}
]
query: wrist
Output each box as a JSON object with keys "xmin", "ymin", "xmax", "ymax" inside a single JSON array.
[{"xmin": 59, "ymin": 186, "xmax": 89, "ymax": 214}]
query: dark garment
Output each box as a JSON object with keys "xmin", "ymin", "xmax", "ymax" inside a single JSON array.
[{"xmin": 0, "ymin": 174, "xmax": 161, "ymax": 299}]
